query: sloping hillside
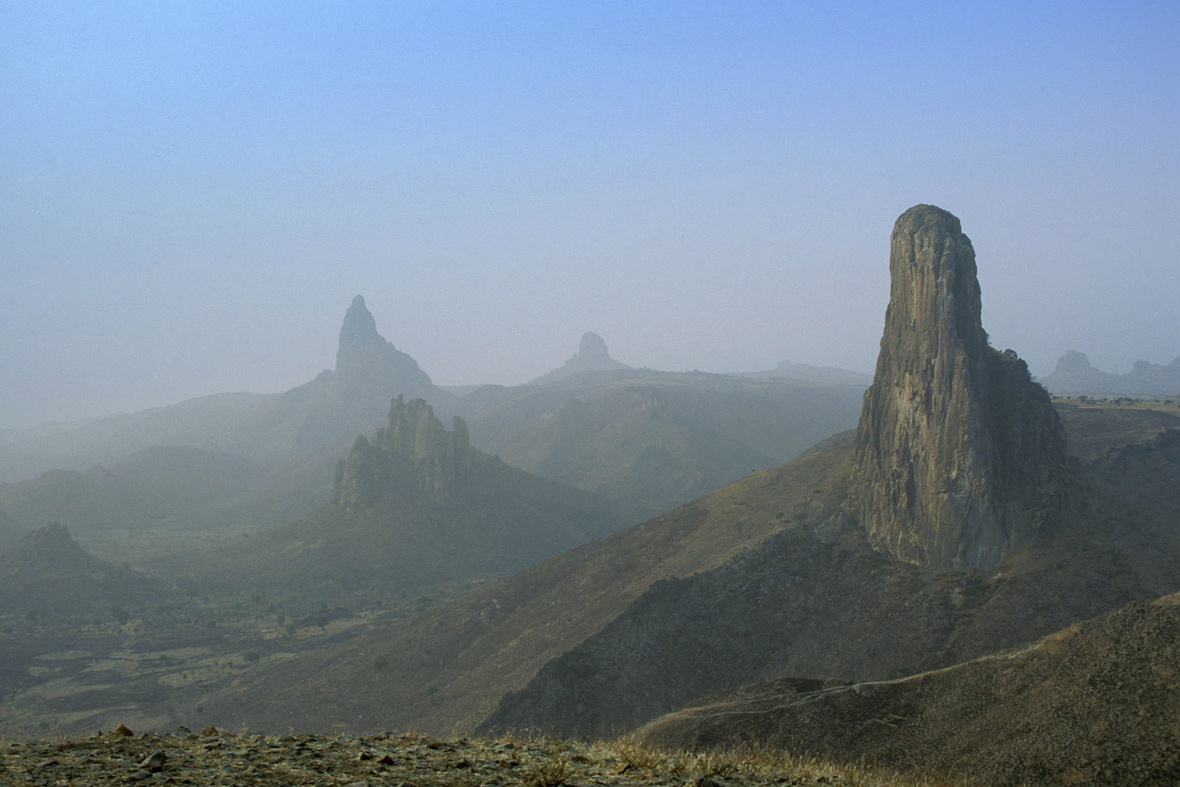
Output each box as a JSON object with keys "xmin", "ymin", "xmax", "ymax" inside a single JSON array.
[
  {"xmin": 636, "ymin": 592, "xmax": 1180, "ymax": 786},
  {"xmin": 192, "ymin": 443, "xmax": 852, "ymax": 734},
  {"xmin": 0, "ymin": 296, "xmax": 452, "ymax": 484},
  {"xmin": 158, "ymin": 398, "xmax": 631, "ymax": 604},
  {"xmin": 0, "ymin": 446, "xmax": 264, "ymax": 551}
]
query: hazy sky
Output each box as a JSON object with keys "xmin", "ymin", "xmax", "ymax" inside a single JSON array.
[{"xmin": 3, "ymin": 1, "xmax": 1177, "ymax": 428}]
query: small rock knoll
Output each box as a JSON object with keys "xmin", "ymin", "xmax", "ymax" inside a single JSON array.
[{"xmin": 529, "ymin": 332, "xmax": 631, "ymax": 384}]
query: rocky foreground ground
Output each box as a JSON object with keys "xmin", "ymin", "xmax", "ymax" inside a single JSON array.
[{"xmin": 0, "ymin": 725, "xmax": 954, "ymax": 787}]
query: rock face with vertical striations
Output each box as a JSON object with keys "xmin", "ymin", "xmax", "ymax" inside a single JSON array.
[{"xmin": 849, "ymin": 205, "xmax": 1069, "ymax": 571}]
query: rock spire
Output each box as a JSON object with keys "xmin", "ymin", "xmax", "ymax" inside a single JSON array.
[
  {"xmin": 849, "ymin": 205, "xmax": 1068, "ymax": 571},
  {"xmin": 334, "ymin": 296, "xmax": 433, "ymax": 392},
  {"xmin": 335, "ymin": 295, "xmax": 383, "ymax": 371},
  {"xmin": 575, "ymin": 332, "xmax": 614, "ymax": 365}
]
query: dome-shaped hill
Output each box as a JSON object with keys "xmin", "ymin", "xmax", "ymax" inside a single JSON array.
[{"xmin": 0, "ymin": 522, "xmax": 166, "ymax": 618}]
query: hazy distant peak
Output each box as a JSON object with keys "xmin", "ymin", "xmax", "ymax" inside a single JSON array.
[
  {"xmin": 530, "ymin": 331, "xmax": 631, "ymax": 384},
  {"xmin": 332, "ymin": 294, "xmax": 432, "ymax": 384},
  {"xmin": 1055, "ymin": 350, "xmax": 1092, "ymax": 374},
  {"xmin": 1042, "ymin": 348, "xmax": 1180, "ymax": 396},
  {"xmin": 336, "ymin": 295, "xmax": 383, "ymax": 369},
  {"xmin": 577, "ymin": 332, "xmax": 612, "ymax": 362}
]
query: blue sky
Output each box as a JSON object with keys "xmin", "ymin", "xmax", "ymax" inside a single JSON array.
[{"xmin": 2, "ymin": 1, "xmax": 1178, "ymax": 427}]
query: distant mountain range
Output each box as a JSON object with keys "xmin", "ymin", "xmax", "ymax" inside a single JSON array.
[
  {"xmin": 462, "ymin": 365, "xmax": 866, "ymax": 519},
  {"xmin": 1040, "ymin": 349, "xmax": 1180, "ymax": 397},
  {"xmin": 0, "ymin": 296, "xmax": 462, "ymax": 554},
  {"xmin": 741, "ymin": 359, "xmax": 873, "ymax": 387},
  {"xmin": 0, "ymin": 300, "xmax": 870, "ymax": 544},
  {"xmin": 0, "ymin": 295, "xmax": 461, "ymax": 558}
]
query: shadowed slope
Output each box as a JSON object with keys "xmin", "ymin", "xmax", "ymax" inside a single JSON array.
[
  {"xmin": 636, "ymin": 592, "xmax": 1180, "ymax": 786},
  {"xmin": 0, "ymin": 522, "xmax": 167, "ymax": 618}
]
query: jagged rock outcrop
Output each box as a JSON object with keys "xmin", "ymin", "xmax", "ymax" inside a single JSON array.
[
  {"xmin": 331, "ymin": 396, "xmax": 475, "ymax": 512},
  {"xmin": 849, "ymin": 205, "xmax": 1069, "ymax": 571},
  {"xmin": 529, "ymin": 332, "xmax": 631, "ymax": 385}
]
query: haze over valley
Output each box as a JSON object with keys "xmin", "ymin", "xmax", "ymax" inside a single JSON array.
[
  {"xmin": 2, "ymin": 3, "xmax": 1179, "ymax": 785},
  {"xmin": 2, "ymin": 205, "xmax": 1179, "ymax": 786}
]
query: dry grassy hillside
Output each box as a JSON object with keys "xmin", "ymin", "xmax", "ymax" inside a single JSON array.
[{"xmin": 193, "ymin": 445, "xmax": 853, "ymax": 735}]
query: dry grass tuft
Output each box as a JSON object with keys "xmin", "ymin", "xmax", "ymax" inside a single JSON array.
[{"xmin": 600, "ymin": 737, "xmax": 974, "ymax": 787}]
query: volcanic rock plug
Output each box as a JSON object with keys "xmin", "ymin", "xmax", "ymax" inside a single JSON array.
[{"xmin": 849, "ymin": 205, "xmax": 1069, "ymax": 571}]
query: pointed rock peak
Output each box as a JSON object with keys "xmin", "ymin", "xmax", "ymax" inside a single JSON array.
[
  {"xmin": 336, "ymin": 295, "xmax": 383, "ymax": 365},
  {"xmin": 331, "ymin": 296, "xmax": 435, "ymax": 394},
  {"xmin": 1055, "ymin": 350, "xmax": 1092, "ymax": 374},
  {"xmin": 849, "ymin": 205, "xmax": 1068, "ymax": 572}
]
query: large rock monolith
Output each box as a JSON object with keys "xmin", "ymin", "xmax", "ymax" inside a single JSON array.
[{"xmin": 849, "ymin": 205, "xmax": 1068, "ymax": 571}]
